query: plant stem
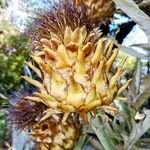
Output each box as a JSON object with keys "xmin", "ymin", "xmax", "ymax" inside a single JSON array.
[
  {"xmin": 73, "ymin": 127, "xmax": 87, "ymax": 150},
  {"xmin": 89, "ymin": 114, "xmax": 114, "ymax": 150},
  {"xmin": 135, "ymin": 58, "xmax": 141, "ymax": 94}
]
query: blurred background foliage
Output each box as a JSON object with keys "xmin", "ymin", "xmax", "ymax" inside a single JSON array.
[
  {"xmin": 0, "ymin": 24, "xmax": 30, "ymax": 147},
  {"xmin": 0, "ymin": 0, "xmax": 6, "ymax": 8},
  {"xmin": 0, "ymin": 0, "xmax": 30, "ymax": 145},
  {"xmin": 0, "ymin": 24, "xmax": 30, "ymax": 95}
]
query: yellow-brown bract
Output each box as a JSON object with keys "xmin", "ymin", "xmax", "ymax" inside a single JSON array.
[
  {"xmin": 24, "ymin": 26, "xmax": 131, "ymax": 115},
  {"xmin": 22, "ymin": 26, "xmax": 131, "ymax": 149}
]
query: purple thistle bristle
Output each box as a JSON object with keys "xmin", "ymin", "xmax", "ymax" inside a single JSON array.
[
  {"xmin": 9, "ymin": 91, "xmax": 29, "ymax": 105},
  {"xmin": 9, "ymin": 91, "xmax": 47, "ymax": 130},
  {"xmin": 26, "ymin": 0, "xmax": 102, "ymax": 50}
]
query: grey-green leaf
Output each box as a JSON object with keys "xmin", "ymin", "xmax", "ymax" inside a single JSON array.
[
  {"xmin": 113, "ymin": 0, "xmax": 150, "ymax": 43},
  {"xmin": 89, "ymin": 114, "xmax": 115, "ymax": 150}
]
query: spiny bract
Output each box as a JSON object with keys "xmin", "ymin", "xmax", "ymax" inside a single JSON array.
[
  {"xmin": 24, "ymin": 26, "xmax": 131, "ymax": 115},
  {"xmin": 22, "ymin": 26, "xmax": 131, "ymax": 150}
]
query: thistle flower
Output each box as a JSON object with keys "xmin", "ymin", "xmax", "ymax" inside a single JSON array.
[
  {"xmin": 24, "ymin": 26, "xmax": 131, "ymax": 118},
  {"xmin": 73, "ymin": 0, "xmax": 115, "ymax": 21},
  {"xmin": 27, "ymin": 0, "xmax": 101, "ymax": 51},
  {"xmin": 22, "ymin": 26, "xmax": 131, "ymax": 149},
  {"xmin": 9, "ymin": 0, "xmax": 131, "ymax": 149},
  {"xmin": 9, "ymin": 91, "xmax": 47, "ymax": 130}
]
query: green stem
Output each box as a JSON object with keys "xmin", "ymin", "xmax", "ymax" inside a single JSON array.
[
  {"xmin": 73, "ymin": 127, "xmax": 87, "ymax": 150},
  {"xmin": 135, "ymin": 58, "xmax": 141, "ymax": 94},
  {"xmin": 89, "ymin": 114, "xmax": 115, "ymax": 150}
]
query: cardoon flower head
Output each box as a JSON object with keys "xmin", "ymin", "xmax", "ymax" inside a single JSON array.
[{"xmin": 9, "ymin": 0, "xmax": 131, "ymax": 149}]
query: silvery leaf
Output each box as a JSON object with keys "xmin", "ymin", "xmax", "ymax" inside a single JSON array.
[
  {"xmin": 113, "ymin": 0, "xmax": 150, "ymax": 43},
  {"xmin": 119, "ymin": 45, "xmax": 150, "ymax": 59}
]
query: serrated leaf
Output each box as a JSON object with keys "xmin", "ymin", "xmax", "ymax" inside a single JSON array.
[{"xmin": 113, "ymin": 0, "xmax": 150, "ymax": 59}]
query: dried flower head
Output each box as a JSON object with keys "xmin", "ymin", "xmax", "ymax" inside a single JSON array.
[
  {"xmin": 23, "ymin": 26, "xmax": 132, "ymax": 150},
  {"xmin": 27, "ymin": 0, "xmax": 102, "ymax": 51},
  {"xmin": 9, "ymin": 91, "xmax": 47, "ymax": 130},
  {"xmin": 32, "ymin": 113, "xmax": 80, "ymax": 149},
  {"xmin": 73, "ymin": 0, "xmax": 115, "ymax": 20},
  {"xmin": 24, "ymin": 26, "xmax": 131, "ymax": 121}
]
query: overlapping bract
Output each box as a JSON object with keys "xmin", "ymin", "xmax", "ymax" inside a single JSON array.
[
  {"xmin": 10, "ymin": 26, "xmax": 131, "ymax": 150},
  {"xmin": 24, "ymin": 26, "xmax": 131, "ymax": 117},
  {"xmin": 32, "ymin": 114, "xmax": 80, "ymax": 150}
]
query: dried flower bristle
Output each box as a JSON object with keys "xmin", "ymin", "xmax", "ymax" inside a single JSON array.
[
  {"xmin": 26, "ymin": 0, "xmax": 101, "ymax": 51},
  {"xmin": 9, "ymin": 92, "xmax": 47, "ymax": 129}
]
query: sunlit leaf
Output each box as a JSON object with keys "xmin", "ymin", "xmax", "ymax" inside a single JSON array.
[
  {"xmin": 119, "ymin": 45, "xmax": 150, "ymax": 59},
  {"xmin": 113, "ymin": 0, "xmax": 150, "ymax": 59}
]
